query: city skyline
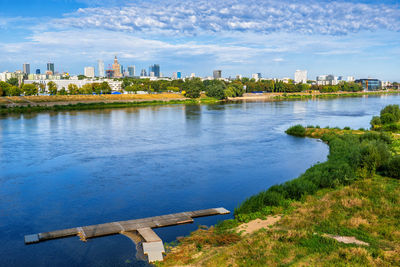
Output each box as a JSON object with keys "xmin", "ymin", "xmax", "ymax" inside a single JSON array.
[{"xmin": 0, "ymin": 0, "xmax": 400, "ymax": 80}]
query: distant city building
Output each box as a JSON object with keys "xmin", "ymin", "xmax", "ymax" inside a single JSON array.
[
  {"xmin": 140, "ymin": 69, "xmax": 147, "ymax": 76},
  {"xmin": 347, "ymin": 76, "xmax": 355, "ymax": 82},
  {"xmin": 120, "ymin": 65, "xmax": 124, "ymax": 76},
  {"xmin": 106, "ymin": 69, "xmax": 114, "ymax": 78},
  {"xmin": 355, "ymin": 78, "xmax": 381, "ymax": 91},
  {"xmin": 112, "ymin": 56, "xmax": 122, "ymax": 78},
  {"xmin": 316, "ymin": 74, "xmax": 335, "ymax": 85},
  {"xmin": 294, "ymin": 70, "xmax": 307, "ymax": 83},
  {"xmin": 98, "ymin": 60, "xmax": 105, "ymax": 77},
  {"xmin": 190, "ymin": 73, "xmax": 196, "ymax": 78},
  {"xmin": 252, "ymin": 73, "xmax": 262, "ymax": 80},
  {"xmin": 47, "ymin": 62, "xmax": 55, "ymax": 75},
  {"xmin": 150, "ymin": 71, "xmax": 155, "ymax": 77},
  {"xmin": 172, "ymin": 71, "xmax": 182, "ymax": 79},
  {"xmin": 236, "ymin": 74, "xmax": 242, "ymax": 80},
  {"xmin": 148, "ymin": 64, "xmax": 160, "ymax": 77},
  {"xmin": 127, "ymin": 66, "xmax": 135, "ymax": 77},
  {"xmin": 84, "ymin": 66, "xmax": 95, "ymax": 78},
  {"xmin": 36, "ymin": 69, "xmax": 40, "ymax": 74},
  {"xmin": 23, "ymin": 63, "xmax": 30, "ymax": 74},
  {"xmin": 213, "ymin": 70, "xmax": 222, "ymax": 79}
]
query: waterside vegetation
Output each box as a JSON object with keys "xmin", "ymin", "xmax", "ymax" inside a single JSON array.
[{"xmin": 158, "ymin": 105, "xmax": 400, "ymax": 266}]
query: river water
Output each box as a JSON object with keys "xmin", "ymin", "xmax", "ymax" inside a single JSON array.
[{"xmin": 1, "ymin": 95, "xmax": 399, "ymax": 266}]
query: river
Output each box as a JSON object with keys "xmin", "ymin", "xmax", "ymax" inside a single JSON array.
[{"xmin": 1, "ymin": 95, "xmax": 399, "ymax": 266}]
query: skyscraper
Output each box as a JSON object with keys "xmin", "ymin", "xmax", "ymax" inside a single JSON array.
[
  {"xmin": 47, "ymin": 62, "xmax": 55, "ymax": 74},
  {"xmin": 127, "ymin": 66, "xmax": 135, "ymax": 77},
  {"xmin": 112, "ymin": 56, "xmax": 122, "ymax": 78},
  {"xmin": 213, "ymin": 70, "xmax": 222, "ymax": 79},
  {"xmin": 84, "ymin": 67, "xmax": 95, "ymax": 78},
  {"xmin": 98, "ymin": 60, "xmax": 105, "ymax": 77},
  {"xmin": 149, "ymin": 64, "xmax": 160, "ymax": 77},
  {"xmin": 23, "ymin": 63, "xmax": 30, "ymax": 74},
  {"xmin": 140, "ymin": 69, "xmax": 147, "ymax": 76},
  {"xmin": 36, "ymin": 69, "xmax": 40, "ymax": 74},
  {"xmin": 294, "ymin": 70, "xmax": 307, "ymax": 83}
]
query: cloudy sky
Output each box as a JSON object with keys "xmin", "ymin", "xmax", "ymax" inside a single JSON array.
[{"xmin": 1, "ymin": 0, "xmax": 399, "ymax": 80}]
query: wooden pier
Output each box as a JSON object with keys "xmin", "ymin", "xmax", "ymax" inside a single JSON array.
[{"xmin": 24, "ymin": 207, "xmax": 230, "ymax": 262}]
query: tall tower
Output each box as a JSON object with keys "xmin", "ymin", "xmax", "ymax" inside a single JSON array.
[
  {"xmin": 112, "ymin": 56, "xmax": 122, "ymax": 78},
  {"xmin": 47, "ymin": 62, "xmax": 55, "ymax": 74},
  {"xmin": 23, "ymin": 63, "xmax": 30, "ymax": 74},
  {"xmin": 98, "ymin": 60, "xmax": 105, "ymax": 77}
]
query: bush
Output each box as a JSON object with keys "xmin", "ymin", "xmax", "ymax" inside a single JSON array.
[
  {"xmin": 384, "ymin": 156, "xmax": 400, "ymax": 179},
  {"xmin": 285, "ymin": 125, "xmax": 306, "ymax": 137},
  {"xmin": 380, "ymin": 104, "xmax": 400, "ymax": 121},
  {"xmin": 380, "ymin": 113, "xmax": 396, "ymax": 124},
  {"xmin": 205, "ymin": 80, "xmax": 226, "ymax": 100},
  {"xmin": 370, "ymin": 116, "xmax": 381, "ymax": 128},
  {"xmin": 344, "ymin": 126, "xmax": 351, "ymax": 130}
]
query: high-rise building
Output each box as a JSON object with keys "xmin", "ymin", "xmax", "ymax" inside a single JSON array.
[
  {"xmin": 36, "ymin": 69, "xmax": 40, "ymax": 74},
  {"xmin": 294, "ymin": 70, "xmax": 307, "ymax": 84},
  {"xmin": 213, "ymin": 70, "xmax": 222, "ymax": 79},
  {"xmin": 120, "ymin": 65, "xmax": 124, "ymax": 76},
  {"xmin": 148, "ymin": 64, "xmax": 160, "ymax": 77},
  {"xmin": 23, "ymin": 63, "xmax": 30, "ymax": 74},
  {"xmin": 112, "ymin": 56, "xmax": 122, "ymax": 78},
  {"xmin": 172, "ymin": 71, "xmax": 182, "ymax": 79},
  {"xmin": 47, "ymin": 62, "xmax": 55, "ymax": 75},
  {"xmin": 84, "ymin": 67, "xmax": 95, "ymax": 78},
  {"xmin": 98, "ymin": 60, "xmax": 105, "ymax": 77},
  {"xmin": 140, "ymin": 69, "xmax": 147, "ymax": 76},
  {"xmin": 316, "ymin": 74, "xmax": 335, "ymax": 86},
  {"xmin": 127, "ymin": 66, "xmax": 135, "ymax": 77}
]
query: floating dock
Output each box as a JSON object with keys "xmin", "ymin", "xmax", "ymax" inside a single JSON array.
[{"xmin": 25, "ymin": 207, "xmax": 230, "ymax": 262}]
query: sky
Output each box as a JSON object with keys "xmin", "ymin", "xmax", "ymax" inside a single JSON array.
[{"xmin": 0, "ymin": 0, "xmax": 399, "ymax": 80}]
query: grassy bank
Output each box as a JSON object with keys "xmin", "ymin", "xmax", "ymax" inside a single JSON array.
[
  {"xmin": 159, "ymin": 175, "xmax": 400, "ymax": 266},
  {"xmin": 272, "ymin": 90, "xmax": 400, "ymax": 100},
  {"xmin": 157, "ymin": 105, "xmax": 400, "ymax": 266},
  {"xmin": 0, "ymin": 98, "xmax": 221, "ymax": 115}
]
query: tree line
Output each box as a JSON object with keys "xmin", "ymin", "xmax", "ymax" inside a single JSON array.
[{"xmin": 0, "ymin": 79, "xmax": 112, "ymax": 96}]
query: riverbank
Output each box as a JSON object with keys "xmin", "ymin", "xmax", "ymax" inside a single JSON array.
[
  {"xmin": 157, "ymin": 108, "xmax": 400, "ymax": 266},
  {"xmin": 1, "ymin": 90, "xmax": 399, "ymax": 115},
  {"xmin": 229, "ymin": 90, "xmax": 400, "ymax": 101},
  {"xmin": 0, "ymin": 97, "xmax": 221, "ymax": 115}
]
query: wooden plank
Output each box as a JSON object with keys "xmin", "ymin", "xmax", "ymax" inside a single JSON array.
[{"xmin": 24, "ymin": 207, "xmax": 230, "ymax": 244}]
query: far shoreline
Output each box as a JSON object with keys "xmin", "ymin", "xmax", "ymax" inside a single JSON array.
[{"xmin": 1, "ymin": 90, "xmax": 399, "ymax": 115}]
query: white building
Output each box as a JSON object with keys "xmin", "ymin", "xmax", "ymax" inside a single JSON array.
[
  {"xmin": 24, "ymin": 79, "xmax": 122, "ymax": 92},
  {"xmin": 294, "ymin": 70, "xmax": 307, "ymax": 84},
  {"xmin": 236, "ymin": 74, "xmax": 242, "ymax": 80},
  {"xmin": 347, "ymin": 76, "xmax": 355, "ymax": 82},
  {"xmin": 84, "ymin": 67, "xmax": 95, "ymax": 78},
  {"xmin": 98, "ymin": 60, "xmax": 105, "ymax": 77},
  {"xmin": 252, "ymin": 73, "xmax": 261, "ymax": 81}
]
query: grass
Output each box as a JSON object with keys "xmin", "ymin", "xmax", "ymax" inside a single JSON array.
[
  {"xmin": 20, "ymin": 93, "xmax": 185, "ymax": 103},
  {"xmin": 158, "ymin": 176, "xmax": 400, "ymax": 266},
  {"xmin": 0, "ymin": 96, "xmax": 222, "ymax": 115}
]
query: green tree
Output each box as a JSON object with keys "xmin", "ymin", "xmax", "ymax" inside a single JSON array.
[
  {"xmin": 0, "ymin": 81, "xmax": 11, "ymax": 96},
  {"xmin": 6, "ymin": 77, "xmax": 18, "ymax": 86},
  {"xmin": 80, "ymin": 84, "xmax": 93, "ymax": 94},
  {"xmin": 6, "ymin": 86, "xmax": 21, "ymax": 96},
  {"xmin": 182, "ymin": 78, "xmax": 204, "ymax": 98},
  {"xmin": 39, "ymin": 83, "xmax": 46, "ymax": 94},
  {"xmin": 22, "ymin": 84, "xmax": 38, "ymax": 96},
  {"xmin": 205, "ymin": 80, "xmax": 226, "ymax": 100},
  {"xmin": 47, "ymin": 81, "xmax": 58, "ymax": 95},
  {"xmin": 380, "ymin": 104, "xmax": 400, "ymax": 122},
  {"xmin": 68, "ymin": 84, "xmax": 79, "ymax": 95},
  {"xmin": 100, "ymin": 82, "xmax": 112, "ymax": 94},
  {"xmin": 78, "ymin": 75, "xmax": 86, "ymax": 80},
  {"xmin": 58, "ymin": 87, "xmax": 67, "ymax": 95}
]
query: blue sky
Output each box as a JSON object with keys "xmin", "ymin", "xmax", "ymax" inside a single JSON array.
[{"xmin": 0, "ymin": 0, "xmax": 399, "ymax": 80}]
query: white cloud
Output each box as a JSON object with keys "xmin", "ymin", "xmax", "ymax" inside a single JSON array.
[{"xmin": 49, "ymin": 0, "xmax": 400, "ymax": 36}]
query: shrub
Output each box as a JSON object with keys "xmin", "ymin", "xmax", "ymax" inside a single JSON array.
[
  {"xmin": 370, "ymin": 116, "xmax": 381, "ymax": 128},
  {"xmin": 382, "ymin": 123, "xmax": 400, "ymax": 132},
  {"xmin": 380, "ymin": 113, "xmax": 396, "ymax": 124},
  {"xmin": 285, "ymin": 125, "xmax": 306, "ymax": 137},
  {"xmin": 344, "ymin": 126, "xmax": 351, "ymax": 130},
  {"xmin": 384, "ymin": 156, "xmax": 400, "ymax": 179},
  {"xmin": 380, "ymin": 104, "xmax": 400, "ymax": 121}
]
